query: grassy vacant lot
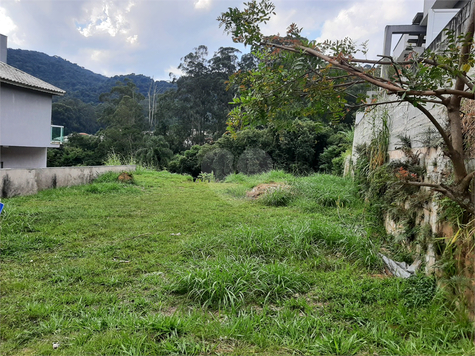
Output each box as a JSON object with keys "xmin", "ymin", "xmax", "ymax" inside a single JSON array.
[{"xmin": 0, "ymin": 170, "xmax": 473, "ymax": 355}]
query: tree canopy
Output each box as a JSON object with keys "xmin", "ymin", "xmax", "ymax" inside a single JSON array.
[{"xmin": 155, "ymin": 45, "xmax": 244, "ymax": 151}]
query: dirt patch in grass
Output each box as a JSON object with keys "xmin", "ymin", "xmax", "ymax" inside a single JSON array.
[
  {"xmin": 118, "ymin": 171, "xmax": 134, "ymax": 183},
  {"xmin": 246, "ymin": 183, "xmax": 291, "ymax": 199}
]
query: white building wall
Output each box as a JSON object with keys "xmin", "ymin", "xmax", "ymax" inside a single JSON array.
[
  {"xmin": 0, "ymin": 84, "xmax": 53, "ymax": 148},
  {"xmin": 352, "ymin": 96, "xmax": 447, "ymax": 163},
  {"xmin": 425, "ymin": 8, "xmax": 460, "ymax": 46}
]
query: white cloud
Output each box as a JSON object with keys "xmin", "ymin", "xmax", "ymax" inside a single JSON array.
[
  {"xmin": 263, "ymin": 8, "xmax": 298, "ymax": 37},
  {"xmin": 316, "ymin": 0, "xmax": 423, "ymax": 59},
  {"xmin": 0, "ymin": 0, "xmax": 428, "ymax": 81},
  {"xmin": 77, "ymin": 0, "xmax": 136, "ymax": 39},
  {"xmin": 89, "ymin": 48, "xmax": 111, "ymax": 62},
  {"xmin": 166, "ymin": 65, "xmax": 185, "ymax": 79},
  {"xmin": 0, "ymin": 6, "xmax": 26, "ymax": 46},
  {"xmin": 194, "ymin": 0, "xmax": 213, "ymax": 10},
  {"xmin": 0, "ymin": 7, "xmax": 17, "ymax": 35},
  {"xmin": 126, "ymin": 35, "xmax": 138, "ymax": 44}
]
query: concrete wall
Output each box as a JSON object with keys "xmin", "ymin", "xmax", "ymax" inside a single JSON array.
[
  {"xmin": 353, "ymin": 95, "xmax": 446, "ymax": 160},
  {"xmin": 0, "ymin": 83, "xmax": 54, "ymax": 148},
  {"xmin": 0, "ymin": 146, "xmax": 47, "ymax": 168},
  {"xmin": 0, "ymin": 165, "xmax": 136, "ymax": 198}
]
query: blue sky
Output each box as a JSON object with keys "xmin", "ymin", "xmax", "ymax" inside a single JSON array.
[{"xmin": 0, "ymin": 0, "xmax": 423, "ymax": 81}]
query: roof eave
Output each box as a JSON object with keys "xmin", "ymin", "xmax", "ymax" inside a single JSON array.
[{"xmin": 0, "ymin": 79, "xmax": 66, "ymax": 96}]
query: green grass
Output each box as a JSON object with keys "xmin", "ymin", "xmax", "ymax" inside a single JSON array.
[{"xmin": 0, "ymin": 170, "xmax": 473, "ymax": 355}]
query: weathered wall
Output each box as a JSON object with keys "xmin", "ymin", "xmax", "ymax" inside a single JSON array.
[
  {"xmin": 353, "ymin": 96, "xmax": 445, "ymax": 160},
  {"xmin": 0, "ymin": 165, "xmax": 136, "ymax": 198}
]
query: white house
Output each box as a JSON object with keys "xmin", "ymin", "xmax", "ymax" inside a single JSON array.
[{"xmin": 0, "ymin": 34, "xmax": 65, "ymax": 169}]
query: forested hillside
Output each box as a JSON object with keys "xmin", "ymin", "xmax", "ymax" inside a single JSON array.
[
  {"xmin": 7, "ymin": 49, "xmax": 175, "ymax": 104},
  {"xmin": 6, "ymin": 48, "xmax": 175, "ymax": 135}
]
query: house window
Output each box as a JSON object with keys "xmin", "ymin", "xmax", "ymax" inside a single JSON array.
[{"xmin": 51, "ymin": 125, "xmax": 64, "ymax": 144}]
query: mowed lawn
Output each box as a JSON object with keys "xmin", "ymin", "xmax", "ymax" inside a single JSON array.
[{"xmin": 0, "ymin": 170, "xmax": 473, "ymax": 355}]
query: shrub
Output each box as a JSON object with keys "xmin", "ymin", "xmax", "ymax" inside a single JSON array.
[
  {"xmin": 94, "ymin": 171, "xmax": 120, "ymax": 183},
  {"xmin": 259, "ymin": 186, "xmax": 294, "ymax": 207}
]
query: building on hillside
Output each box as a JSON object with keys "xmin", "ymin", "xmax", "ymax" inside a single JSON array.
[{"xmin": 0, "ymin": 34, "xmax": 65, "ymax": 169}]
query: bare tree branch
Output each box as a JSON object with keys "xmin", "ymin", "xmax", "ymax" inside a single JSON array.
[
  {"xmin": 405, "ymin": 181, "xmax": 475, "ymax": 215},
  {"xmin": 264, "ymin": 41, "xmax": 475, "ymax": 100},
  {"xmin": 459, "ymin": 169, "xmax": 475, "ymax": 192}
]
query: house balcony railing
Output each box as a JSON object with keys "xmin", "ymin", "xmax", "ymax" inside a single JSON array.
[{"xmin": 51, "ymin": 125, "xmax": 64, "ymax": 144}]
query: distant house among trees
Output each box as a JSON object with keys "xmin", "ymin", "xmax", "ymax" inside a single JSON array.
[{"xmin": 0, "ymin": 34, "xmax": 65, "ymax": 169}]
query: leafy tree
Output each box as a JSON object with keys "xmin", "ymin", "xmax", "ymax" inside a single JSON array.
[
  {"xmin": 155, "ymin": 46, "xmax": 241, "ymax": 151},
  {"xmin": 218, "ymin": 0, "xmax": 475, "ymax": 216},
  {"xmin": 135, "ymin": 134, "xmax": 173, "ymax": 169},
  {"xmin": 52, "ymin": 98, "xmax": 101, "ymax": 135},
  {"xmin": 168, "ymin": 119, "xmax": 329, "ymax": 178},
  {"xmin": 47, "ymin": 133, "xmax": 105, "ymax": 167},
  {"xmin": 168, "ymin": 145, "xmax": 203, "ymax": 177},
  {"xmin": 319, "ymin": 128, "xmax": 354, "ymax": 175},
  {"xmin": 99, "ymin": 78, "xmax": 146, "ymax": 128},
  {"xmin": 96, "ymin": 79, "xmax": 148, "ymax": 159}
]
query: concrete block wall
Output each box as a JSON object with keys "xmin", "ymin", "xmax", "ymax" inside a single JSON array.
[
  {"xmin": 353, "ymin": 94, "xmax": 446, "ymax": 157},
  {"xmin": 0, "ymin": 165, "xmax": 136, "ymax": 198}
]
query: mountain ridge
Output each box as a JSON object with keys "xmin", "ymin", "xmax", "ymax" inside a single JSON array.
[{"xmin": 6, "ymin": 48, "xmax": 175, "ymax": 103}]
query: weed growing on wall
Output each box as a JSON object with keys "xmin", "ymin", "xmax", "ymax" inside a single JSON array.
[{"xmin": 353, "ymin": 115, "xmax": 433, "ymax": 257}]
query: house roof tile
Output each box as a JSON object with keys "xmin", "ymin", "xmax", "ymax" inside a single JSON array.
[{"xmin": 0, "ymin": 61, "xmax": 65, "ymax": 95}]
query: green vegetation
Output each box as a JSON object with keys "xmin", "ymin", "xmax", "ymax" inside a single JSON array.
[{"xmin": 1, "ymin": 170, "xmax": 472, "ymax": 355}]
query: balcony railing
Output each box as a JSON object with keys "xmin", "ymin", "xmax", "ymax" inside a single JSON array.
[{"xmin": 51, "ymin": 125, "xmax": 64, "ymax": 144}]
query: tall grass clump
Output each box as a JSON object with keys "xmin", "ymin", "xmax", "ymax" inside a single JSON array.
[
  {"xmin": 292, "ymin": 174, "xmax": 359, "ymax": 209},
  {"xmin": 402, "ymin": 274, "xmax": 437, "ymax": 307},
  {"xmin": 169, "ymin": 255, "xmax": 310, "ymax": 308},
  {"xmin": 310, "ymin": 330, "xmax": 365, "ymax": 356},
  {"xmin": 104, "ymin": 151, "xmax": 123, "ymax": 166},
  {"xmin": 307, "ymin": 219, "xmax": 380, "ymax": 269},
  {"xmin": 259, "ymin": 186, "xmax": 295, "ymax": 207},
  {"xmin": 184, "ymin": 221, "xmax": 319, "ymax": 261},
  {"xmin": 74, "ymin": 171, "xmax": 140, "ymax": 194},
  {"xmin": 184, "ymin": 217, "xmax": 380, "ymax": 270},
  {"xmin": 104, "ymin": 151, "xmax": 150, "ymax": 173},
  {"xmin": 94, "ymin": 171, "xmax": 122, "ymax": 183}
]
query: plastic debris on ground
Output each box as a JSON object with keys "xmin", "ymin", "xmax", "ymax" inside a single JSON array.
[{"xmin": 379, "ymin": 253, "xmax": 421, "ymax": 278}]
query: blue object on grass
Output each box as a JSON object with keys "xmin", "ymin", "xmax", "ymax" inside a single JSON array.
[{"xmin": 0, "ymin": 202, "xmax": 3, "ymax": 215}]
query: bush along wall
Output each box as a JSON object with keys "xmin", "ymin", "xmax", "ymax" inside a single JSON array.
[{"xmin": 168, "ymin": 120, "xmax": 335, "ymax": 179}]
